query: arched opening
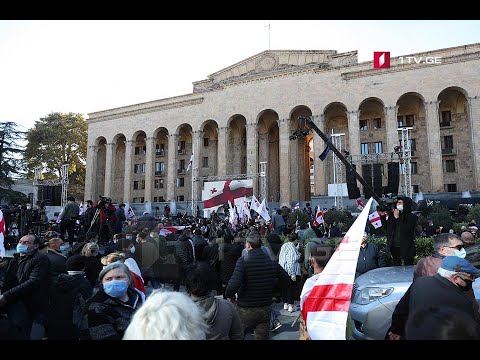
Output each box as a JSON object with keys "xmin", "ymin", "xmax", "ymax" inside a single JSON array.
[
  {"xmin": 227, "ymin": 115, "xmax": 247, "ymax": 175},
  {"xmin": 175, "ymin": 124, "xmax": 193, "ymax": 203},
  {"xmin": 112, "ymin": 134, "xmax": 126, "ymax": 203},
  {"xmin": 201, "ymin": 120, "xmax": 219, "ymax": 177},
  {"xmin": 131, "ymin": 131, "xmax": 147, "ymax": 203},
  {"xmin": 153, "ymin": 127, "xmax": 169, "ymax": 203},
  {"xmin": 94, "ymin": 137, "xmax": 107, "ymax": 202},
  {"xmin": 258, "ymin": 110, "xmax": 280, "ymax": 202}
]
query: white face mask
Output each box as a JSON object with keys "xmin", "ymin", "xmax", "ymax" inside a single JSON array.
[
  {"xmin": 455, "ymin": 248, "xmax": 467, "ymax": 259},
  {"xmin": 396, "ymin": 204, "xmax": 404, "ymax": 212},
  {"xmin": 130, "ymin": 245, "xmax": 136, "ymax": 254}
]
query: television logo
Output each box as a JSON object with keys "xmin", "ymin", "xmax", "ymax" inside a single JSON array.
[{"xmin": 373, "ymin": 52, "xmax": 390, "ymax": 69}]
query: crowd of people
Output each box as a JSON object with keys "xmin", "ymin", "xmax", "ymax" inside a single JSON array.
[{"xmin": 0, "ymin": 194, "xmax": 479, "ymax": 340}]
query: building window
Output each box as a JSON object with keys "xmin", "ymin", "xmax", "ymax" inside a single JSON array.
[
  {"xmin": 359, "ymin": 120, "xmax": 368, "ymax": 131},
  {"xmin": 141, "ymin": 163, "xmax": 146, "ymax": 173},
  {"xmin": 158, "ymin": 196, "xmax": 165, "ymax": 202},
  {"xmin": 141, "ymin": 180, "xmax": 145, "ymax": 190},
  {"xmin": 134, "ymin": 146, "xmax": 146, "ymax": 155},
  {"xmin": 154, "ymin": 179, "xmax": 164, "ymax": 189},
  {"xmin": 177, "ymin": 159, "xmax": 185, "ymax": 174},
  {"xmin": 133, "ymin": 197, "xmax": 145, "ymax": 203},
  {"xmin": 440, "ymin": 111, "xmax": 451, "ymax": 127},
  {"xmin": 156, "ymin": 143, "xmax": 165, "ymax": 156},
  {"xmin": 374, "ymin": 142, "xmax": 383, "ymax": 154},
  {"xmin": 155, "ymin": 162, "xmax": 165, "ymax": 175},
  {"xmin": 133, "ymin": 181, "xmax": 139, "ymax": 190},
  {"xmin": 409, "ymin": 139, "xmax": 416, "ymax": 155},
  {"xmin": 445, "ymin": 159, "xmax": 456, "ymax": 173},
  {"xmin": 178, "ymin": 140, "xmax": 186, "ymax": 154},
  {"xmin": 361, "ymin": 143, "xmax": 369, "ymax": 155},
  {"xmin": 203, "ymin": 138, "xmax": 209, "ymax": 147},
  {"xmin": 134, "ymin": 163, "xmax": 146, "ymax": 173},
  {"xmin": 446, "ymin": 184, "xmax": 457, "ymax": 192},
  {"xmin": 397, "ymin": 114, "xmax": 414, "ymax": 127},
  {"xmin": 177, "ymin": 177, "xmax": 185, "ymax": 187},
  {"xmin": 412, "ymin": 185, "xmax": 419, "ymax": 193},
  {"xmin": 177, "ymin": 195, "xmax": 185, "ymax": 202},
  {"xmin": 202, "ymin": 157, "xmax": 208, "ymax": 167},
  {"xmin": 373, "ymin": 118, "xmax": 382, "ymax": 129},
  {"xmin": 411, "ymin": 162, "xmax": 418, "ymax": 174},
  {"xmin": 443, "ymin": 135, "xmax": 454, "ymax": 151}
]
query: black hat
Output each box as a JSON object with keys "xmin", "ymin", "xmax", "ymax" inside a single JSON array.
[{"xmin": 66, "ymin": 254, "xmax": 86, "ymax": 271}]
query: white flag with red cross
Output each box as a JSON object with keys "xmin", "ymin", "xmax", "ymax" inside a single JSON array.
[
  {"xmin": 300, "ymin": 198, "xmax": 373, "ymax": 340},
  {"xmin": 356, "ymin": 198, "xmax": 364, "ymax": 211},
  {"xmin": 313, "ymin": 209, "xmax": 324, "ymax": 227},
  {"xmin": 368, "ymin": 211, "xmax": 382, "ymax": 229}
]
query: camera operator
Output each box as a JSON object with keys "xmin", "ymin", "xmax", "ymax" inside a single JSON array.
[
  {"xmin": 92, "ymin": 197, "xmax": 116, "ymax": 245},
  {"xmin": 59, "ymin": 196, "xmax": 80, "ymax": 245}
]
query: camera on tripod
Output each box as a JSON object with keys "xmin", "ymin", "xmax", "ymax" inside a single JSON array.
[{"xmin": 98, "ymin": 196, "xmax": 112, "ymax": 205}]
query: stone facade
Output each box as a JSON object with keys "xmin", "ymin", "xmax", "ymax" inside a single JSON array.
[{"xmin": 85, "ymin": 44, "xmax": 480, "ymax": 207}]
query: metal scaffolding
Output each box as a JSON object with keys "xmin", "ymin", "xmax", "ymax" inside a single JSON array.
[
  {"xmin": 33, "ymin": 164, "xmax": 70, "ymax": 207},
  {"xmin": 332, "ymin": 133, "xmax": 345, "ymax": 210},
  {"xmin": 399, "ymin": 127, "xmax": 413, "ymax": 199}
]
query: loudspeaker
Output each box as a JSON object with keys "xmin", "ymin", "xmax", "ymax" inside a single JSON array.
[
  {"xmin": 362, "ymin": 164, "xmax": 373, "ymax": 199},
  {"xmin": 373, "ymin": 163, "xmax": 383, "ymax": 197},
  {"xmin": 346, "ymin": 164, "xmax": 361, "ymax": 199},
  {"xmin": 387, "ymin": 162, "xmax": 400, "ymax": 195},
  {"xmin": 38, "ymin": 185, "xmax": 62, "ymax": 206}
]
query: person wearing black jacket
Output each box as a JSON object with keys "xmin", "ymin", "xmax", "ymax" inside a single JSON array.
[
  {"xmin": 383, "ymin": 196, "xmax": 418, "ymax": 266},
  {"xmin": 356, "ymin": 232, "xmax": 385, "ymax": 278},
  {"xmin": 0, "ymin": 234, "xmax": 50, "ymax": 339},
  {"xmin": 225, "ymin": 231, "xmax": 291, "ymax": 340}
]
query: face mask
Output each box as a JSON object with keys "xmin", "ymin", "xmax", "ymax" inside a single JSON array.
[
  {"xmin": 150, "ymin": 233, "xmax": 156, "ymax": 237},
  {"xmin": 454, "ymin": 248, "xmax": 467, "ymax": 259},
  {"xmin": 16, "ymin": 244, "xmax": 29, "ymax": 253},
  {"xmin": 126, "ymin": 236, "xmax": 132, "ymax": 241},
  {"xmin": 103, "ymin": 280, "xmax": 129, "ymax": 298},
  {"xmin": 113, "ymin": 239, "xmax": 118, "ymax": 244},
  {"xmin": 59, "ymin": 245, "xmax": 68, "ymax": 251},
  {"xmin": 130, "ymin": 245, "xmax": 135, "ymax": 254},
  {"xmin": 457, "ymin": 277, "xmax": 473, "ymax": 291},
  {"xmin": 396, "ymin": 204, "xmax": 404, "ymax": 212}
]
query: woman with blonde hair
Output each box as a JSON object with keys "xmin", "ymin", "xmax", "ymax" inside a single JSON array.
[{"xmin": 123, "ymin": 290, "xmax": 207, "ymax": 340}]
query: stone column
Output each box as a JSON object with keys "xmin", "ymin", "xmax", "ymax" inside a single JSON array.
[
  {"xmin": 246, "ymin": 122, "xmax": 259, "ymax": 196},
  {"xmin": 103, "ymin": 142, "xmax": 116, "ymax": 198},
  {"xmin": 84, "ymin": 145, "xmax": 98, "ymax": 201},
  {"xmin": 144, "ymin": 136, "xmax": 155, "ymax": 203},
  {"xmin": 467, "ymin": 97, "xmax": 480, "ymax": 189},
  {"xmin": 424, "ymin": 100, "xmax": 443, "ymax": 192},
  {"xmin": 278, "ymin": 118, "xmax": 291, "ymax": 207},
  {"xmin": 216, "ymin": 126, "xmax": 228, "ymax": 176},
  {"xmin": 385, "ymin": 105, "xmax": 399, "ymax": 153},
  {"xmin": 123, "ymin": 140, "xmax": 134, "ymax": 203},
  {"xmin": 167, "ymin": 134, "xmax": 178, "ymax": 202},
  {"xmin": 347, "ymin": 110, "xmax": 361, "ymax": 157},
  {"xmin": 313, "ymin": 114, "xmax": 327, "ymax": 195},
  {"xmin": 193, "ymin": 130, "xmax": 203, "ymax": 200}
]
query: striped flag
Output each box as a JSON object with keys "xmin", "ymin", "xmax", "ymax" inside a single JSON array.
[
  {"xmin": 0, "ymin": 209, "xmax": 5, "ymax": 257},
  {"xmin": 300, "ymin": 198, "xmax": 373, "ymax": 339},
  {"xmin": 313, "ymin": 209, "xmax": 324, "ymax": 227},
  {"xmin": 368, "ymin": 210, "xmax": 382, "ymax": 229}
]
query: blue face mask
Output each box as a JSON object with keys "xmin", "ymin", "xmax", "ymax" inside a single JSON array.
[
  {"xmin": 103, "ymin": 280, "xmax": 129, "ymax": 298},
  {"xmin": 455, "ymin": 248, "xmax": 467, "ymax": 259},
  {"xmin": 59, "ymin": 245, "xmax": 68, "ymax": 251},
  {"xmin": 16, "ymin": 244, "xmax": 29, "ymax": 253}
]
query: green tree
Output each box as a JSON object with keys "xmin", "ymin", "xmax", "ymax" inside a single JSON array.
[
  {"xmin": 0, "ymin": 121, "xmax": 27, "ymax": 203},
  {"xmin": 25, "ymin": 112, "xmax": 87, "ymax": 199}
]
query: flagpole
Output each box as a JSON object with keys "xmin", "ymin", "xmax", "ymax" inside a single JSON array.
[{"xmin": 191, "ymin": 142, "xmax": 195, "ymax": 217}]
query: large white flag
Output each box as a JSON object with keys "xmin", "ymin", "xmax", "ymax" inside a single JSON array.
[
  {"xmin": 186, "ymin": 153, "xmax": 194, "ymax": 172},
  {"xmin": 300, "ymin": 198, "xmax": 373, "ymax": 340},
  {"xmin": 250, "ymin": 194, "xmax": 261, "ymax": 213},
  {"xmin": 0, "ymin": 209, "xmax": 5, "ymax": 257},
  {"xmin": 257, "ymin": 198, "xmax": 270, "ymax": 222}
]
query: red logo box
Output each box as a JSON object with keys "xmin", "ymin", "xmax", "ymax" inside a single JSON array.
[{"xmin": 373, "ymin": 52, "xmax": 390, "ymax": 68}]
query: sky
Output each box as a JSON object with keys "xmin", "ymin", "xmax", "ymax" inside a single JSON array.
[{"xmin": 1, "ymin": 20, "xmax": 479, "ymax": 133}]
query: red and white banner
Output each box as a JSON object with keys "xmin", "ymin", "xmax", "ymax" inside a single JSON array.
[
  {"xmin": 368, "ymin": 211, "xmax": 382, "ymax": 229},
  {"xmin": 0, "ymin": 209, "xmax": 5, "ymax": 257},
  {"xmin": 202, "ymin": 179, "xmax": 253, "ymax": 212},
  {"xmin": 300, "ymin": 198, "xmax": 373, "ymax": 340},
  {"xmin": 356, "ymin": 198, "xmax": 364, "ymax": 211},
  {"xmin": 158, "ymin": 226, "xmax": 188, "ymax": 237},
  {"xmin": 313, "ymin": 209, "xmax": 324, "ymax": 227}
]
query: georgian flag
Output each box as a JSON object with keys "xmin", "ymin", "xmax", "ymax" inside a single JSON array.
[
  {"xmin": 293, "ymin": 202, "xmax": 300, "ymax": 211},
  {"xmin": 0, "ymin": 209, "xmax": 5, "ymax": 257},
  {"xmin": 158, "ymin": 226, "xmax": 187, "ymax": 236},
  {"xmin": 368, "ymin": 210, "xmax": 382, "ymax": 229},
  {"xmin": 356, "ymin": 198, "xmax": 364, "ymax": 211},
  {"xmin": 300, "ymin": 198, "xmax": 373, "ymax": 340},
  {"xmin": 202, "ymin": 179, "xmax": 253, "ymax": 212},
  {"xmin": 313, "ymin": 209, "xmax": 324, "ymax": 227}
]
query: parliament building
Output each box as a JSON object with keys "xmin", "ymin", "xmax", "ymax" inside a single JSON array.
[{"xmin": 85, "ymin": 42, "xmax": 480, "ymax": 208}]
